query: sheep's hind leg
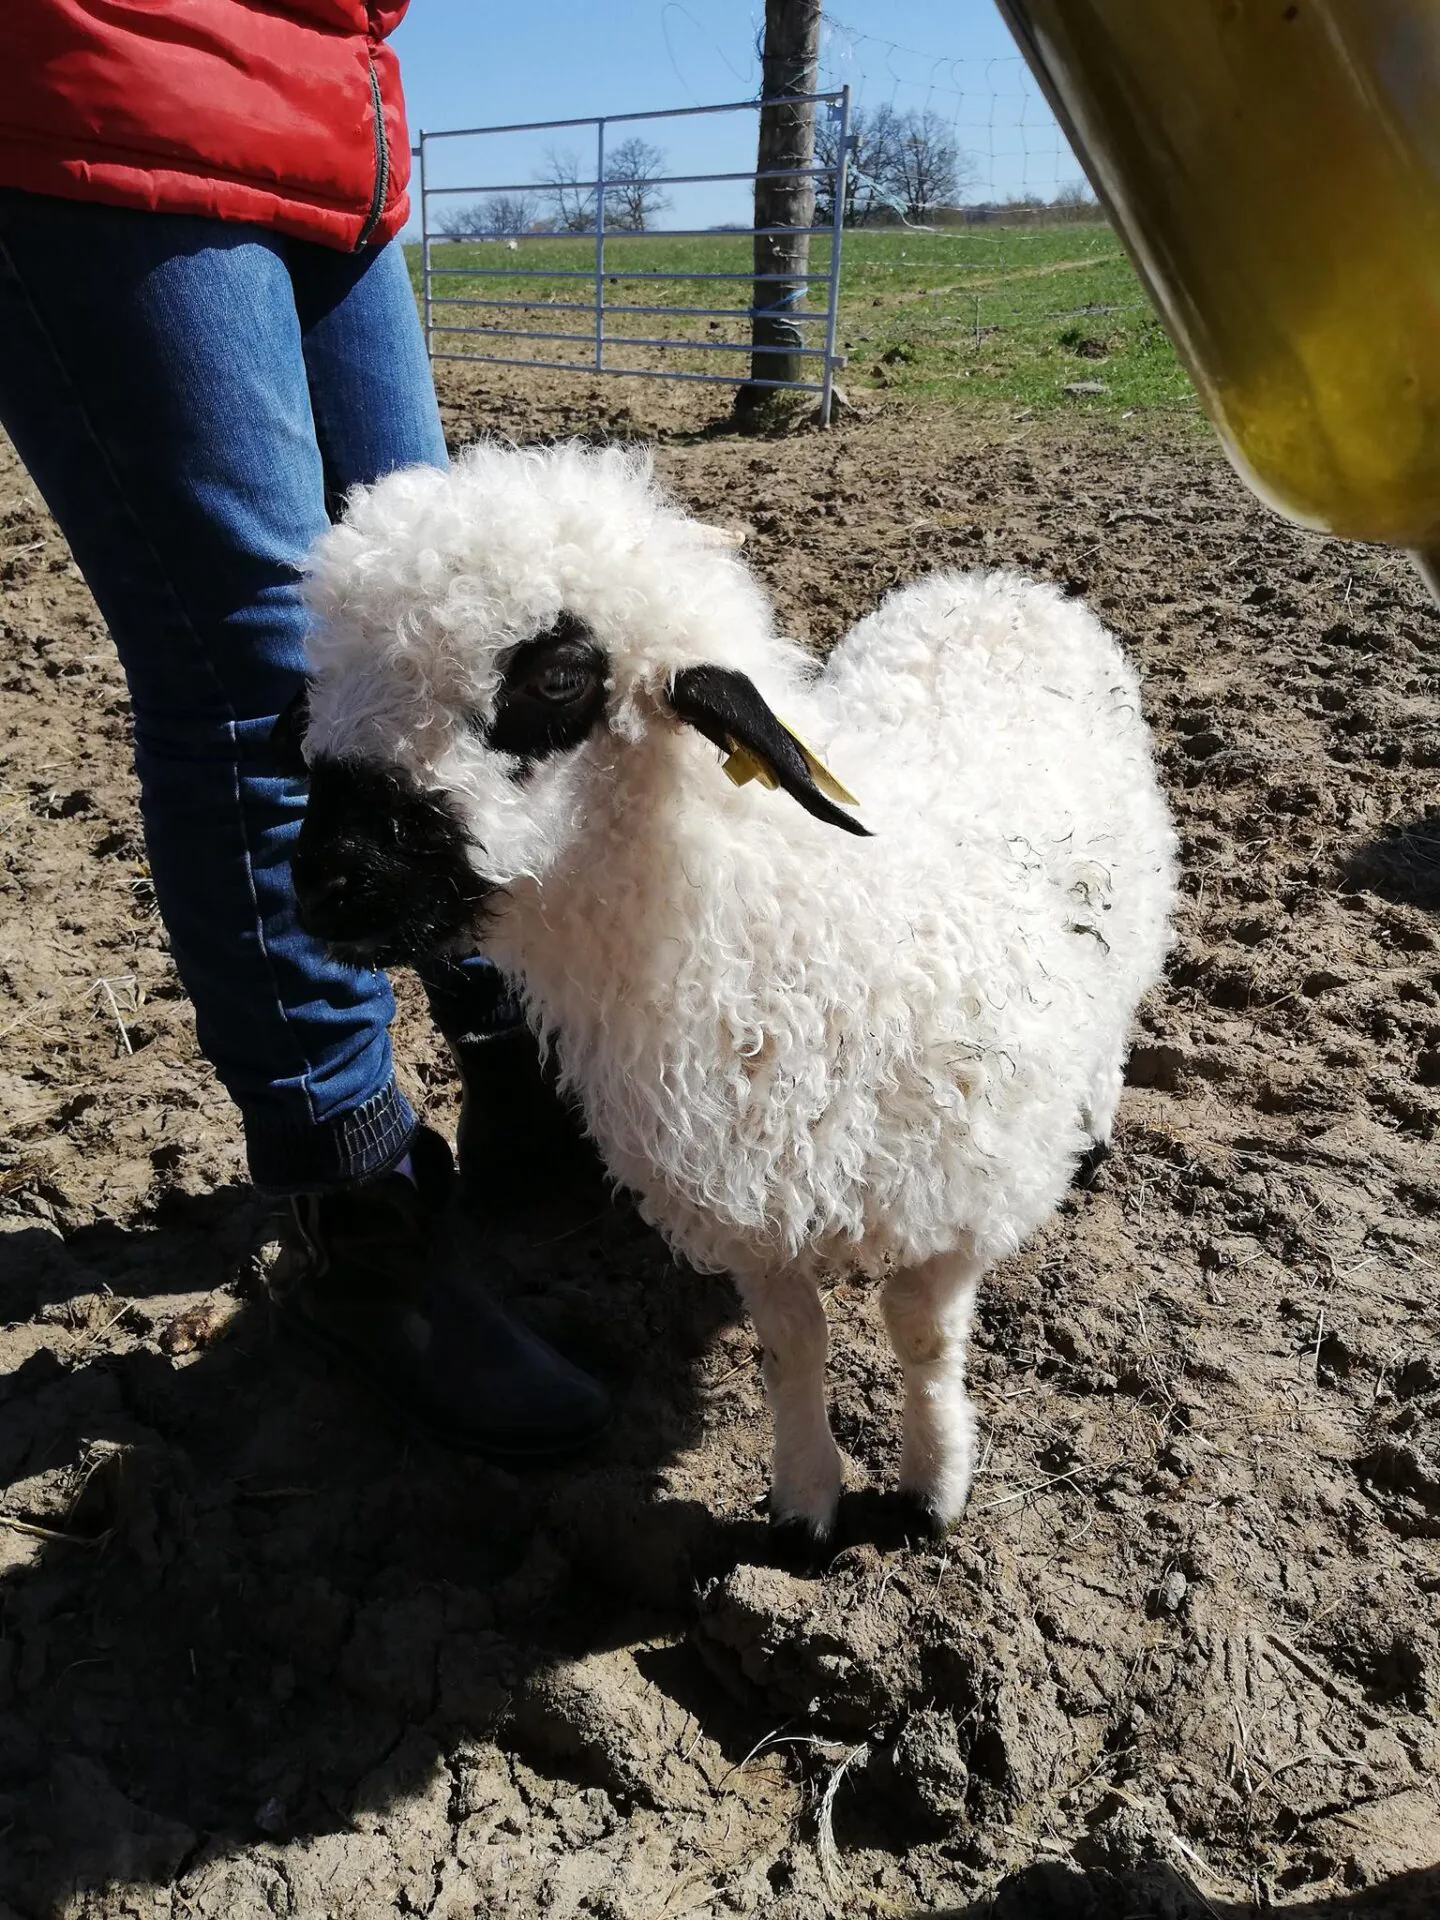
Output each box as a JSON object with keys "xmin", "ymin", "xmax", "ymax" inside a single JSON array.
[
  {"xmin": 735, "ymin": 1267, "xmax": 843, "ymax": 1548},
  {"xmin": 880, "ymin": 1248, "xmax": 983, "ymax": 1536}
]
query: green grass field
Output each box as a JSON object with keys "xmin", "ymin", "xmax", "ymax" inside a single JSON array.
[{"xmin": 407, "ymin": 225, "xmax": 1197, "ymax": 414}]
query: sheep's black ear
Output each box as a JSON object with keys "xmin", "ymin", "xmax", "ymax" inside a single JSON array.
[
  {"xmin": 667, "ymin": 665, "xmax": 870, "ymax": 837},
  {"xmin": 269, "ymin": 684, "xmax": 312, "ymax": 777}
]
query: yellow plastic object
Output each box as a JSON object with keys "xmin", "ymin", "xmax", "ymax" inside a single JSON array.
[{"xmin": 995, "ymin": 1, "xmax": 1440, "ymax": 583}]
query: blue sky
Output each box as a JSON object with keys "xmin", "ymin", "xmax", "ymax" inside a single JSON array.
[{"xmin": 391, "ymin": 2, "xmax": 1083, "ymax": 236}]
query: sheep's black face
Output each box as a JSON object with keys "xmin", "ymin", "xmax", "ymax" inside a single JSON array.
[{"xmin": 292, "ymin": 757, "xmax": 491, "ymax": 965}]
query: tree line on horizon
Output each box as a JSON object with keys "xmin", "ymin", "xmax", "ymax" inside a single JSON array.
[{"xmin": 430, "ymin": 108, "xmax": 1101, "ymax": 241}]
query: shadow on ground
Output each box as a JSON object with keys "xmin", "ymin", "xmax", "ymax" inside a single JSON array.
[
  {"xmin": 0, "ymin": 1187, "xmax": 770, "ymax": 1915},
  {"xmin": 1341, "ymin": 812, "xmax": 1440, "ymax": 911},
  {"xmin": 927, "ymin": 1857, "xmax": 1440, "ymax": 1918}
]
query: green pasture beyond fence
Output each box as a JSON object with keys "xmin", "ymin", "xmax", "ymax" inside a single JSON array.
[{"xmin": 405, "ymin": 224, "xmax": 1197, "ymax": 414}]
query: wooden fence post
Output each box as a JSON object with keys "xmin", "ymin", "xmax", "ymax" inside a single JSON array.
[{"xmin": 735, "ymin": 0, "xmax": 823, "ymax": 419}]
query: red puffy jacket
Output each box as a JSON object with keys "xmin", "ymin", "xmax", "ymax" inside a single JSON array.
[{"xmin": 0, "ymin": 1, "xmax": 413, "ymax": 251}]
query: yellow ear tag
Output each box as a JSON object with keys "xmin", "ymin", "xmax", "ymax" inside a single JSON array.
[
  {"xmin": 721, "ymin": 742, "xmax": 780, "ymax": 791},
  {"xmin": 721, "ymin": 718, "xmax": 861, "ymax": 808}
]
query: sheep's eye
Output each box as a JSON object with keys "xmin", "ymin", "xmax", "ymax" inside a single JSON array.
[
  {"xmin": 487, "ymin": 620, "xmax": 609, "ymax": 766},
  {"xmin": 528, "ymin": 660, "xmax": 593, "ymax": 704}
]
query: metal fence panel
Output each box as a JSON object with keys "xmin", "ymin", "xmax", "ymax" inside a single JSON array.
[{"xmin": 417, "ymin": 91, "xmax": 850, "ymax": 424}]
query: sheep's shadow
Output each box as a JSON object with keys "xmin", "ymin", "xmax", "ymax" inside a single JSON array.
[
  {"xmin": 1340, "ymin": 811, "xmax": 1440, "ymax": 911},
  {"xmin": 0, "ymin": 1185, "xmax": 769, "ymax": 1914},
  {"xmin": 920, "ymin": 1857, "xmax": 1440, "ymax": 1918}
]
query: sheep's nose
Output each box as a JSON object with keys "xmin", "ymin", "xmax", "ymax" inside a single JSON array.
[
  {"xmin": 299, "ymin": 866, "xmax": 350, "ymax": 911},
  {"xmin": 292, "ymin": 855, "xmax": 381, "ymax": 940}
]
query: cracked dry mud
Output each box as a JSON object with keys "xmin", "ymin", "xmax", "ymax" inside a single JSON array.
[{"xmin": 1, "ymin": 366, "xmax": 1438, "ymax": 1919}]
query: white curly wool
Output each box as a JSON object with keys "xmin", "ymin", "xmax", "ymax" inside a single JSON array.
[{"xmin": 302, "ymin": 441, "xmax": 1178, "ymax": 1539}]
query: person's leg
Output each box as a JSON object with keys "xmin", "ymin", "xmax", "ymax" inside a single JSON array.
[
  {"xmin": 264, "ymin": 235, "xmax": 605, "ymax": 1446},
  {"xmin": 284, "ymin": 236, "xmax": 606, "ymax": 1212},
  {"xmin": 287, "ymin": 236, "xmax": 523, "ymax": 1045},
  {"xmin": 0, "ymin": 189, "xmax": 409, "ymax": 1190},
  {"xmin": 0, "ymin": 193, "xmax": 609, "ymax": 1454}
]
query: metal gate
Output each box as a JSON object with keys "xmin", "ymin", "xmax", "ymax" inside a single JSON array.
[{"xmin": 417, "ymin": 92, "xmax": 850, "ymax": 423}]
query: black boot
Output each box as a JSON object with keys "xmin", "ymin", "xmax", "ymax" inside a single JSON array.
[
  {"xmin": 446, "ymin": 1026, "xmax": 609, "ymax": 1218},
  {"xmin": 267, "ymin": 1126, "xmax": 610, "ymax": 1460}
]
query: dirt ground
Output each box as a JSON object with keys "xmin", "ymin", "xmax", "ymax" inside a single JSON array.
[{"xmin": 1, "ymin": 361, "xmax": 1438, "ymax": 1920}]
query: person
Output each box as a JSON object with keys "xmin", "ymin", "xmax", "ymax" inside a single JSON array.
[{"xmin": 0, "ymin": 1, "xmax": 611, "ymax": 1457}]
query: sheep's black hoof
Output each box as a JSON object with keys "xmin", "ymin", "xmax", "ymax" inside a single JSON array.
[
  {"xmin": 766, "ymin": 1512, "xmax": 835, "ymax": 1575},
  {"xmin": 891, "ymin": 1489, "xmax": 957, "ymax": 1545},
  {"xmin": 1072, "ymin": 1139, "xmax": 1111, "ymax": 1190}
]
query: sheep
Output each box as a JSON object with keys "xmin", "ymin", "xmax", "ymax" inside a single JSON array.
[{"xmin": 281, "ymin": 440, "xmax": 1177, "ymax": 1547}]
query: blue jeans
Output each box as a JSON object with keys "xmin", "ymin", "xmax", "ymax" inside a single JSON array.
[{"xmin": 0, "ymin": 190, "xmax": 514, "ymax": 1192}]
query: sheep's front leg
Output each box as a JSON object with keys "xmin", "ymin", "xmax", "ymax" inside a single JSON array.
[
  {"xmin": 880, "ymin": 1248, "xmax": 983, "ymax": 1535},
  {"xmin": 734, "ymin": 1267, "xmax": 842, "ymax": 1544}
]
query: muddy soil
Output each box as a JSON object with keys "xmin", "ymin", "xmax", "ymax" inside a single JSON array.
[{"xmin": 1, "ymin": 363, "xmax": 1438, "ymax": 1920}]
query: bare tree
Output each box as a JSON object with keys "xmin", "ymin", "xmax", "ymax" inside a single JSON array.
[
  {"xmin": 605, "ymin": 137, "xmax": 671, "ymax": 232},
  {"xmin": 482, "ymin": 191, "xmax": 539, "ymax": 237},
  {"xmin": 434, "ymin": 191, "xmax": 542, "ymax": 241},
  {"xmin": 1052, "ymin": 177, "xmax": 1102, "ymax": 220},
  {"xmin": 890, "ymin": 110, "xmax": 970, "ymax": 222},
  {"xmin": 815, "ymin": 102, "xmax": 904, "ymax": 227},
  {"xmin": 535, "ymin": 147, "xmax": 595, "ymax": 233},
  {"xmin": 434, "ymin": 200, "xmax": 488, "ymax": 240},
  {"xmin": 814, "ymin": 105, "xmax": 975, "ymax": 228}
]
